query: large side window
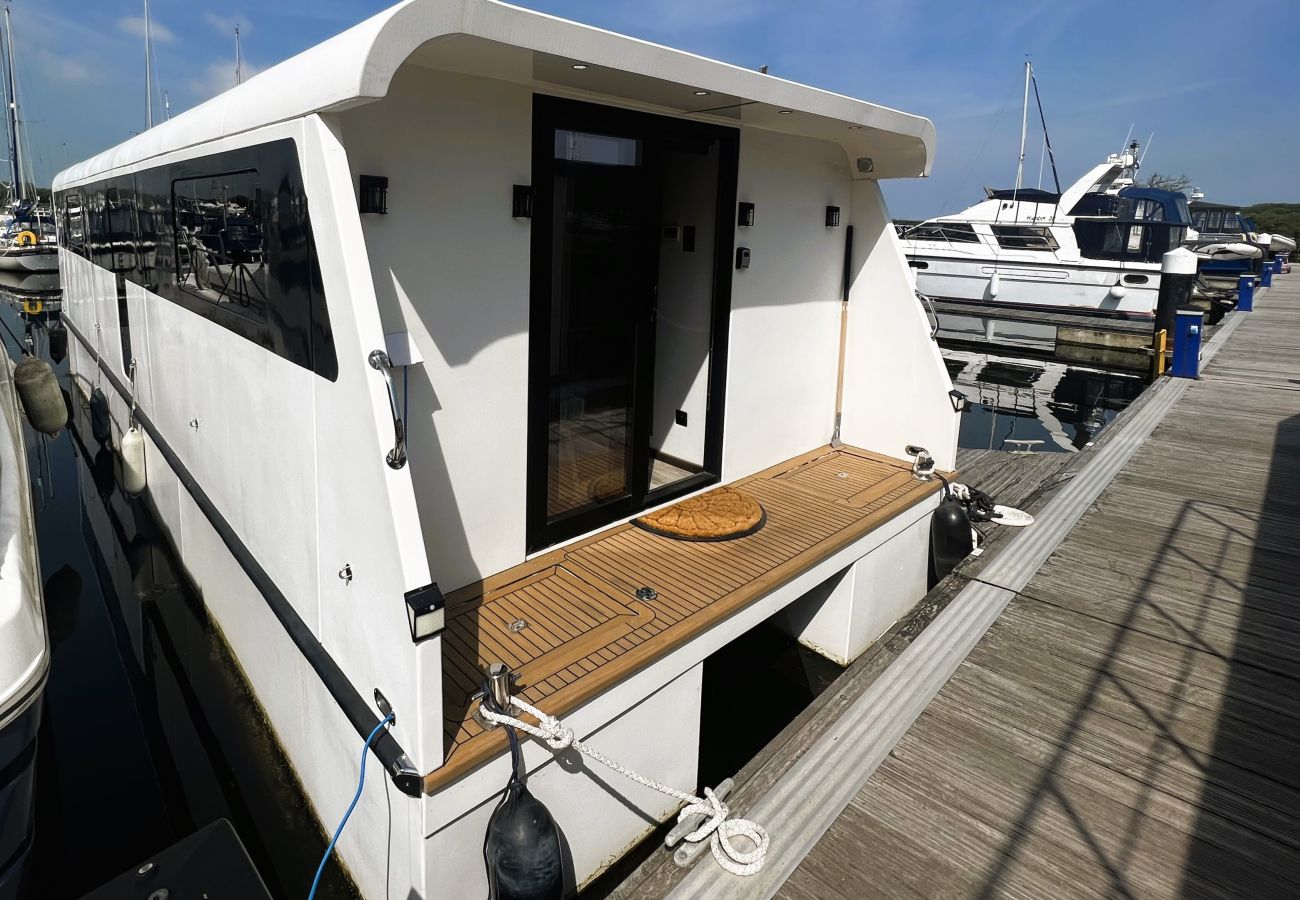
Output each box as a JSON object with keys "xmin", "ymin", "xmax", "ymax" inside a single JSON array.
[
  {"xmin": 992, "ymin": 225, "xmax": 1058, "ymax": 251},
  {"xmin": 172, "ymin": 169, "xmax": 269, "ymax": 323},
  {"xmin": 53, "ymin": 139, "xmax": 337, "ymax": 381}
]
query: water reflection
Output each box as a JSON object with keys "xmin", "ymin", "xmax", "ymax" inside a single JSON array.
[
  {"xmin": 0, "ymin": 278, "xmax": 356, "ymax": 899},
  {"xmin": 947, "ymin": 349, "xmax": 1145, "ymax": 452}
]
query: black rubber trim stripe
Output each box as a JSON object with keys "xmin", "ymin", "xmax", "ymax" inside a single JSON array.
[{"xmin": 61, "ymin": 314, "xmax": 423, "ymax": 797}]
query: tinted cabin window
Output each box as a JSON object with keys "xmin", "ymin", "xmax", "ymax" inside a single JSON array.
[
  {"xmin": 173, "ymin": 169, "xmax": 269, "ymax": 323},
  {"xmin": 60, "ymin": 192, "xmax": 87, "ymax": 254},
  {"xmin": 54, "ymin": 139, "xmax": 337, "ymax": 381},
  {"xmin": 993, "ymin": 226, "xmax": 1058, "ymax": 251},
  {"xmin": 905, "ymin": 223, "xmax": 981, "ymax": 243}
]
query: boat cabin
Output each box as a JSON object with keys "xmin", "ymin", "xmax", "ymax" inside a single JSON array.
[
  {"xmin": 1069, "ymin": 186, "xmax": 1192, "ymax": 263},
  {"xmin": 53, "ymin": 2, "xmax": 958, "ymax": 896}
]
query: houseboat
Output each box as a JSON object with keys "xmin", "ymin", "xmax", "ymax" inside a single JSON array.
[{"xmin": 53, "ymin": 2, "xmax": 959, "ymax": 896}]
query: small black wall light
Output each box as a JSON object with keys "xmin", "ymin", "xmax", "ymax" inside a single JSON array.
[
  {"xmin": 825, "ymin": 206, "xmax": 841, "ymax": 227},
  {"xmin": 512, "ymin": 184, "xmax": 534, "ymax": 219},
  {"xmin": 948, "ymin": 389, "xmax": 969, "ymax": 413},
  {"xmin": 737, "ymin": 202, "xmax": 755, "ymax": 227},
  {"xmin": 405, "ymin": 583, "xmax": 447, "ymax": 642},
  {"xmin": 359, "ymin": 175, "xmax": 389, "ymax": 214},
  {"xmin": 735, "ymin": 247, "xmax": 751, "ymax": 269}
]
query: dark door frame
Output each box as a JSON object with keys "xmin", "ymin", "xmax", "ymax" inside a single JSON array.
[{"xmin": 526, "ymin": 94, "xmax": 739, "ymax": 552}]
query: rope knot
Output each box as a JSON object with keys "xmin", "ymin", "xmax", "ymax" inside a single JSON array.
[{"xmin": 538, "ymin": 714, "xmax": 574, "ymax": 750}]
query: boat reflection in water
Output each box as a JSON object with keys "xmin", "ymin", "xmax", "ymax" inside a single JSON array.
[
  {"xmin": 0, "ymin": 287, "xmax": 357, "ymax": 899},
  {"xmin": 945, "ymin": 349, "xmax": 1145, "ymax": 453}
]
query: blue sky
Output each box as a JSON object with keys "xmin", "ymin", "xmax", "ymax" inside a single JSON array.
[{"xmin": 16, "ymin": 1, "xmax": 1299, "ymax": 219}]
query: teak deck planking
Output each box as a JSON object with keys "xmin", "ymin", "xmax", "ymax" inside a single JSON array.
[
  {"xmin": 778, "ymin": 275, "xmax": 1300, "ymax": 898},
  {"xmin": 425, "ymin": 444, "xmax": 946, "ymax": 792}
]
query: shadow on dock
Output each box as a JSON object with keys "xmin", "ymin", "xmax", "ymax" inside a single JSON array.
[{"xmin": 973, "ymin": 410, "xmax": 1300, "ymax": 898}]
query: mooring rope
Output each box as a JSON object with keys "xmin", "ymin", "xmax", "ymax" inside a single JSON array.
[{"xmin": 478, "ymin": 695, "xmax": 769, "ymax": 877}]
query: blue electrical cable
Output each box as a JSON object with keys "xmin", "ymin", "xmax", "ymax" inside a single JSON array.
[{"xmin": 307, "ymin": 713, "xmax": 395, "ymax": 900}]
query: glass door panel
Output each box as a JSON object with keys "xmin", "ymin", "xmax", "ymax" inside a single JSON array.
[{"xmin": 543, "ymin": 131, "xmax": 653, "ymax": 524}]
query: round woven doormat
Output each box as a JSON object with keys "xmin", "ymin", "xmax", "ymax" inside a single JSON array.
[{"xmin": 633, "ymin": 487, "xmax": 767, "ymax": 541}]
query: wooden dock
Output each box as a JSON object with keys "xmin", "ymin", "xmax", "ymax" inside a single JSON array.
[
  {"xmin": 608, "ymin": 272, "xmax": 1298, "ymax": 899},
  {"xmin": 773, "ymin": 274, "xmax": 1300, "ymax": 898}
]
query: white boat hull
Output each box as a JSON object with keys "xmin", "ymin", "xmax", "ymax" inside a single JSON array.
[
  {"xmin": 0, "ymin": 251, "xmax": 58, "ymax": 273},
  {"xmin": 0, "ymin": 353, "xmax": 46, "ymax": 900},
  {"xmin": 911, "ymin": 254, "xmax": 1159, "ymax": 318}
]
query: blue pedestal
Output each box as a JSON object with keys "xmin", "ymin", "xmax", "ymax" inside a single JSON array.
[
  {"xmin": 1172, "ymin": 307, "xmax": 1203, "ymax": 379},
  {"xmin": 1238, "ymin": 274, "xmax": 1254, "ymax": 311},
  {"xmin": 1274, "ymin": 257, "xmax": 1284, "ymax": 275},
  {"xmin": 1262, "ymin": 265, "xmax": 1274, "ymax": 288}
]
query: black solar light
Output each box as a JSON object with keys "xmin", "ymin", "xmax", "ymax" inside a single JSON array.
[
  {"xmin": 825, "ymin": 206, "xmax": 841, "ymax": 227},
  {"xmin": 737, "ymin": 202, "xmax": 755, "ymax": 227},
  {"xmin": 405, "ymin": 584, "xmax": 446, "ymax": 642}
]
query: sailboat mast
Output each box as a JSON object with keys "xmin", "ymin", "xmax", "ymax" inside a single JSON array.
[
  {"xmin": 145, "ymin": 0, "xmax": 153, "ymax": 128},
  {"xmin": 235, "ymin": 25, "xmax": 242, "ymax": 85},
  {"xmin": 4, "ymin": 5, "xmax": 22, "ymax": 201},
  {"xmin": 1013, "ymin": 60, "xmax": 1031, "ymax": 195}
]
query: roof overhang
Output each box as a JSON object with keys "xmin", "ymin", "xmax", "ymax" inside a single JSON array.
[{"xmin": 56, "ymin": 0, "xmax": 933, "ymax": 189}]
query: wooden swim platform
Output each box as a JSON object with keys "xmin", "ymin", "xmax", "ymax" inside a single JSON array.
[{"xmin": 425, "ymin": 443, "xmax": 946, "ymax": 792}]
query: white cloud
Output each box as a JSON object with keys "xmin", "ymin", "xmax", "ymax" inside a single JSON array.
[
  {"xmin": 202, "ymin": 11, "xmax": 251, "ymax": 36},
  {"xmin": 33, "ymin": 47, "xmax": 96, "ymax": 85},
  {"xmin": 185, "ymin": 58, "xmax": 264, "ymax": 102},
  {"xmin": 118, "ymin": 15, "xmax": 175, "ymax": 44}
]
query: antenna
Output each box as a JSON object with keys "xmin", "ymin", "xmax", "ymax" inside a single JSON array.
[
  {"xmin": 1138, "ymin": 132, "xmax": 1154, "ymax": 166},
  {"xmin": 144, "ymin": 0, "xmax": 153, "ymax": 128},
  {"xmin": 1119, "ymin": 124, "xmax": 1133, "ymax": 158},
  {"xmin": 235, "ymin": 25, "xmax": 243, "ymax": 85},
  {"xmin": 164, "ymin": 88, "xmax": 170, "ymax": 121},
  {"xmin": 1013, "ymin": 59, "xmax": 1031, "ymax": 195}
]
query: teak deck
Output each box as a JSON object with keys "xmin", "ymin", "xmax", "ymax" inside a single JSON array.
[{"xmin": 425, "ymin": 444, "xmax": 946, "ymax": 792}]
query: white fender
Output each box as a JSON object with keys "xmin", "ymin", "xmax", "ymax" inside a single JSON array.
[
  {"xmin": 989, "ymin": 273, "xmax": 1000, "ymax": 297},
  {"xmin": 1108, "ymin": 284, "xmax": 1127, "ymax": 299},
  {"xmin": 120, "ymin": 426, "xmax": 147, "ymax": 496}
]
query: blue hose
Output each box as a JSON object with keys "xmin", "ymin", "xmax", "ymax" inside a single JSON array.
[{"xmin": 307, "ymin": 714, "xmax": 395, "ymax": 900}]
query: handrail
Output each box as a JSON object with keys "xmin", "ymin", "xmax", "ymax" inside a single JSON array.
[
  {"xmin": 62, "ymin": 314, "xmax": 424, "ymax": 797},
  {"xmin": 368, "ymin": 349, "xmax": 407, "ymax": 470}
]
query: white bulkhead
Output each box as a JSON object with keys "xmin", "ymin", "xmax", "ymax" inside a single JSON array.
[{"xmin": 53, "ymin": 2, "xmax": 958, "ymax": 896}]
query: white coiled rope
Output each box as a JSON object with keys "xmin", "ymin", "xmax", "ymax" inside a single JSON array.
[{"xmin": 478, "ymin": 695, "xmax": 769, "ymax": 876}]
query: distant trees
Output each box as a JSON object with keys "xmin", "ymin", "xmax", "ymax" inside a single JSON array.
[{"xmin": 1142, "ymin": 172, "xmax": 1193, "ymax": 193}]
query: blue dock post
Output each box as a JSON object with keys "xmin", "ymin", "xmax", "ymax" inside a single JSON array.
[
  {"xmin": 1171, "ymin": 306, "xmax": 1204, "ymax": 379},
  {"xmin": 1262, "ymin": 263, "xmax": 1274, "ymax": 288},
  {"xmin": 1273, "ymin": 256, "xmax": 1284, "ymax": 275},
  {"xmin": 1237, "ymin": 273, "xmax": 1254, "ymax": 311}
]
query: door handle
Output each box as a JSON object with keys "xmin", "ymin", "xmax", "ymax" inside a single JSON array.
[{"xmin": 368, "ymin": 350, "xmax": 408, "ymax": 469}]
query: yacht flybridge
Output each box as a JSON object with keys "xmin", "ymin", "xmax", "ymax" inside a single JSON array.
[
  {"xmin": 53, "ymin": 2, "xmax": 959, "ymax": 896},
  {"xmin": 903, "ymin": 65, "xmax": 1193, "ymax": 321}
]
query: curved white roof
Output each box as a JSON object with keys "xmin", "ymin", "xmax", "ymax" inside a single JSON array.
[{"xmin": 56, "ymin": 0, "xmax": 935, "ymax": 189}]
